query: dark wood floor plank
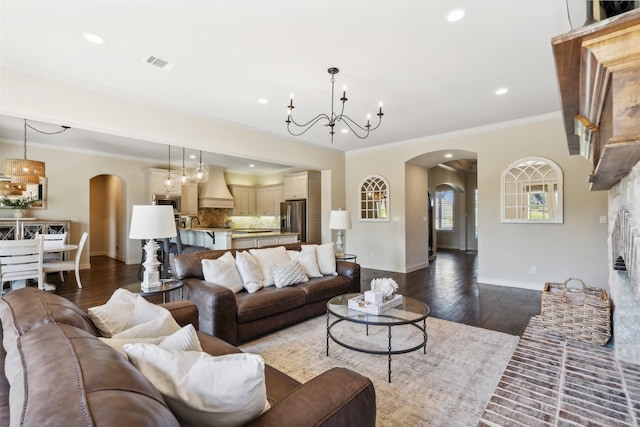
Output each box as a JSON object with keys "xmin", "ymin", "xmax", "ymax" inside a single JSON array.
[{"xmin": 50, "ymin": 249, "xmax": 540, "ymax": 336}]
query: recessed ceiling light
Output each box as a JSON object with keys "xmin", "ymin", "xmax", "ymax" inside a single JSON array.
[
  {"xmin": 446, "ymin": 9, "xmax": 465, "ymax": 23},
  {"xmin": 341, "ymin": 129, "xmax": 349, "ymax": 134},
  {"xmin": 444, "ymin": 153, "xmax": 453, "ymax": 158},
  {"xmin": 249, "ymin": 164, "xmax": 255, "ymax": 168},
  {"xmin": 189, "ymin": 154, "xmax": 196, "ymax": 159},
  {"xmin": 495, "ymin": 87, "xmax": 509, "ymax": 95},
  {"xmin": 257, "ymin": 98, "xmax": 269, "ymax": 105},
  {"xmin": 83, "ymin": 33, "xmax": 104, "ymax": 45}
]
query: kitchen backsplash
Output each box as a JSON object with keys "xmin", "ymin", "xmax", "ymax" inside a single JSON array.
[
  {"xmin": 229, "ymin": 215, "xmax": 279, "ymax": 230},
  {"xmin": 197, "ymin": 208, "xmax": 279, "ymax": 230}
]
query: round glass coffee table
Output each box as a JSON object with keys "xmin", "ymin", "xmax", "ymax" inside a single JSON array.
[{"xmin": 326, "ymin": 293, "xmax": 430, "ymax": 382}]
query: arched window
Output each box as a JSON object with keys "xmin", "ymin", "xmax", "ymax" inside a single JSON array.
[
  {"xmin": 501, "ymin": 157, "xmax": 563, "ymax": 223},
  {"xmin": 359, "ymin": 174, "xmax": 389, "ymax": 222}
]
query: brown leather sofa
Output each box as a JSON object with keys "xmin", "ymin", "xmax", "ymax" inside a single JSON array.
[
  {"xmin": 0, "ymin": 288, "xmax": 375, "ymax": 427},
  {"xmin": 171, "ymin": 242, "xmax": 360, "ymax": 345}
]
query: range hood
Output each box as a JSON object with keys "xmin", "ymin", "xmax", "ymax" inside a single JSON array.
[{"xmin": 198, "ymin": 166, "xmax": 234, "ymax": 208}]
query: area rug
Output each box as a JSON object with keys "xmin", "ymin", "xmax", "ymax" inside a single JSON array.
[{"xmin": 240, "ymin": 315, "xmax": 519, "ymax": 426}]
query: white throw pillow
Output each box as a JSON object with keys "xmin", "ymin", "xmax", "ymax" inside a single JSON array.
[
  {"xmin": 201, "ymin": 252, "xmax": 243, "ymax": 293},
  {"xmin": 110, "ymin": 295, "xmax": 181, "ymax": 339},
  {"xmin": 100, "ymin": 324, "xmax": 202, "ymax": 358},
  {"xmin": 249, "ymin": 246, "xmax": 290, "ymax": 286},
  {"xmin": 235, "ymin": 251, "xmax": 265, "ymax": 293},
  {"xmin": 87, "ymin": 288, "xmax": 138, "ymax": 337},
  {"xmin": 305, "ymin": 243, "xmax": 337, "ymax": 276},
  {"xmin": 89, "ymin": 288, "xmax": 182, "ymax": 339},
  {"xmin": 288, "ymin": 246, "xmax": 322, "ymax": 278},
  {"xmin": 271, "ymin": 261, "xmax": 309, "ymax": 288},
  {"xmin": 123, "ymin": 344, "xmax": 269, "ymax": 427}
]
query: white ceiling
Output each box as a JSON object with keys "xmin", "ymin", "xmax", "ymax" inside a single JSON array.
[{"xmin": 0, "ymin": 1, "xmax": 593, "ymax": 174}]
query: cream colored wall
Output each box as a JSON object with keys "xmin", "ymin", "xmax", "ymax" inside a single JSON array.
[
  {"xmin": 346, "ymin": 114, "xmax": 609, "ymax": 290},
  {"xmin": 0, "ymin": 67, "xmax": 346, "ymax": 245},
  {"xmin": 1, "ymin": 141, "xmax": 157, "ymax": 267},
  {"xmin": 405, "ymin": 164, "xmax": 429, "ymax": 272},
  {"xmin": 89, "ymin": 176, "xmax": 107, "ymax": 256}
]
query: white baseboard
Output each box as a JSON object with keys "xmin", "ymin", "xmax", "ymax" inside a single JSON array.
[
  {"xmin": 406, "ymin": 261, "xmax": 429, "ymax": 273},
  {"xmin": 477, "ymin": 276, "xmax": 544, "ymax": 291}
]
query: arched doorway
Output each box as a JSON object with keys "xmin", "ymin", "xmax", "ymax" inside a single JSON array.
[
  {"xmin": 407, "ymin": 150, "xmax": 477, "ymax": 262},
  {"xmin": 89, "ymin": 175, "xmax": 125, "ymax": 261}
]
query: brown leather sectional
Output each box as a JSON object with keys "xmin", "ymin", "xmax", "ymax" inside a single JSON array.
[
  {"xmin": 171, "ymin": 242, "xmax": 361, "ymax": 345},
  {"xmin": 0, "ymin": 288, "xmax": 376, "ymax": 426}
]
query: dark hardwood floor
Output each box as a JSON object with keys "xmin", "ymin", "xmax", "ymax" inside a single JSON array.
[{"xmin": 52, "ymin": 249, "xmax": 541, "ymax": 337}]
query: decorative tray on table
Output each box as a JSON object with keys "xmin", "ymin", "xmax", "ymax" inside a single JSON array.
[{"xmin": 348, "ymin": 293, "xmax": 404, "ymax": 315}]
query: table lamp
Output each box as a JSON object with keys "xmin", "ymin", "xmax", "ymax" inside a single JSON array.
[
  {"xmin": 129, "ymin": 205, "xmax": 177, "ymax": 290},
  {"xmin": 329, "ymin": 209, "xmax": 352, "ymax": 256}
]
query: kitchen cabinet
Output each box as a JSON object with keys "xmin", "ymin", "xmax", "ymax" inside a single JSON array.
[
  {"xmin": 146, "ymin": 168, "xmax": 181, "ymax": 196},
  {"xmin": 229, "ymin": 185, "xmax": 256, "ymax": 215},
  {"xmin": 284, "ymin": 173, "xmax": 308, "ymax": 199},
  {"xmin": 179, "ymin": 229, "xmax": 232, "ymax": 250},
  {"xmin": 181, "ymin": 182, "xmax": 198, "ymax": 215},
  {"xmin": 256, "ymin": 185, "xmax": 284, "ymax": 215},
  {"xmin": 231, "ymin": 233, "xmax": 299, "ymax": 249},
  {"xmin": 277, "ymin": 235, "xmax": 298, "ymax": 245}
]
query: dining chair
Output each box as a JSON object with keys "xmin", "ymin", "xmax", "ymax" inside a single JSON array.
[
  {"xmin": 42, "ymin": 232, "xmax": 88, "ymax": 289},
  {"xmin": 36, "ymin": 231, "xmax": 68, "ymax": 280},
  {"xmin": 161, "ymin": 219, "xmax": 207, "ymax": 278},
  {"xmin": 0, "ymin": 238, "xmax": 44, "ymax": 294}
]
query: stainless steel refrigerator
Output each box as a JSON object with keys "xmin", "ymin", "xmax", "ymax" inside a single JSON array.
[{"xmin": 280, "ymin": 200, "xmax": 306, "ymax": 242}]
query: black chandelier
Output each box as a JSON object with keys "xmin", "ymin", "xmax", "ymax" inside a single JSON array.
[{"xmin": 286, "ymin": 67, "xmax": 383, "ymax": 143}]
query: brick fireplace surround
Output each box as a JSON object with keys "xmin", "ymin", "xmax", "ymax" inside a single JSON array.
[{"xmin": 609, "ymin": 161, "xmax": 640, "ymax": 364}]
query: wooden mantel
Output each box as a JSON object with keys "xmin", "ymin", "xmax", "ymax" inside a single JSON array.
[{"xmin": 552, "ymin": 9, "xmax": 640, "ymax": 191}]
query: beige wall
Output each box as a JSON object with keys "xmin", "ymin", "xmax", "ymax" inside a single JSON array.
[
  {"xmin": 0, "ymin": 141, "xmax": 155, "ymax": 268},
  {"xmin": 1, "ymin": 68, "xmax": 610, "ymax": 291},
  {"xmin": 1, "ymin": 67, "xmax": 347, "ymax": 252},
  {"xmin": 405, "ymin": 163, "xmax": 429, "ymax": 272},
  {"xmin": 346, "ymin": 114, "xmax": 609, "ymax": 290}
]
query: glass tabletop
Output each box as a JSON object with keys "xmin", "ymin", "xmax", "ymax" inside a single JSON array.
[
  {"xmin": 120, "ymin": 279, "xmax": 183, "ymax": 296},
  {"xmin": 327, "ymin": 293, "xmax": 430, "ymax": 325}
]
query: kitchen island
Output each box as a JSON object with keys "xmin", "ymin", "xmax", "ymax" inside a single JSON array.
[{"xmin": 179, "ymin": 228, "xmax": 298, "ymax": 250}]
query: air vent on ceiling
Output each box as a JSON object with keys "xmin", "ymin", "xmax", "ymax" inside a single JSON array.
[{"xmin": 142, "ymin": 55, "xmax": 176, "ymax": 71}]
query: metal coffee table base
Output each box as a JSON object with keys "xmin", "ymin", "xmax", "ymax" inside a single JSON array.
[{"xmin": 326, "ymin": 313, "xmax": 427, "ymax": 383}]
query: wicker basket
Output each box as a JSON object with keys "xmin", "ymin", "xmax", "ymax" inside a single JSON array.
[{"xmin": 540, "ymin": 277, "xmax": 611, "ymax": 345}]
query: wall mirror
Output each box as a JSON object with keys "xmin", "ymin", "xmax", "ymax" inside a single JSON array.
[
  {"xmin": 359, "ymin": 174, "xmax": 389, "ymax": 221},
  {"xmin": 501, "ymin": 157, "xmax": 562, "ymax": 223},
  {"xmin": 0, "ymin": 176, "xmax": 48, "ymax": 210}
]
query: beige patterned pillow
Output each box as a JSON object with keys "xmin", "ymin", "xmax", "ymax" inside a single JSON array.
[
  {"xmin": 101, "ymin": 324, "xmax": 202, "ymax": 358},
  {"xmin": 271, "ymin": 261, "xmax": 309, "ymax": 288},
  {"xmin": 288, "ymin": 246, "xmax": 322, "ymax": 278},
  {"xmin": 249, "ymin": 246, "xmax": 291, "ymax": 286}
]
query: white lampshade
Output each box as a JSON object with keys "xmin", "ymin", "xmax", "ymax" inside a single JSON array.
[
  {"xmin": 329, "ymin": 209, "xmax": 352, "ymax": 230},
  {"xmin": 129, "ymin": 205, "xmax": 177, "ymax": 239}
]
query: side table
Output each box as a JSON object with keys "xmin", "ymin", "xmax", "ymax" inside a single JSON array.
[
  {"xmin": 336, "ymin": 253, "xmax": 357, "ymax": 262},
  {"xmin": 120, "ymin": 279, "xmax": 184, "ymax": 304}
]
